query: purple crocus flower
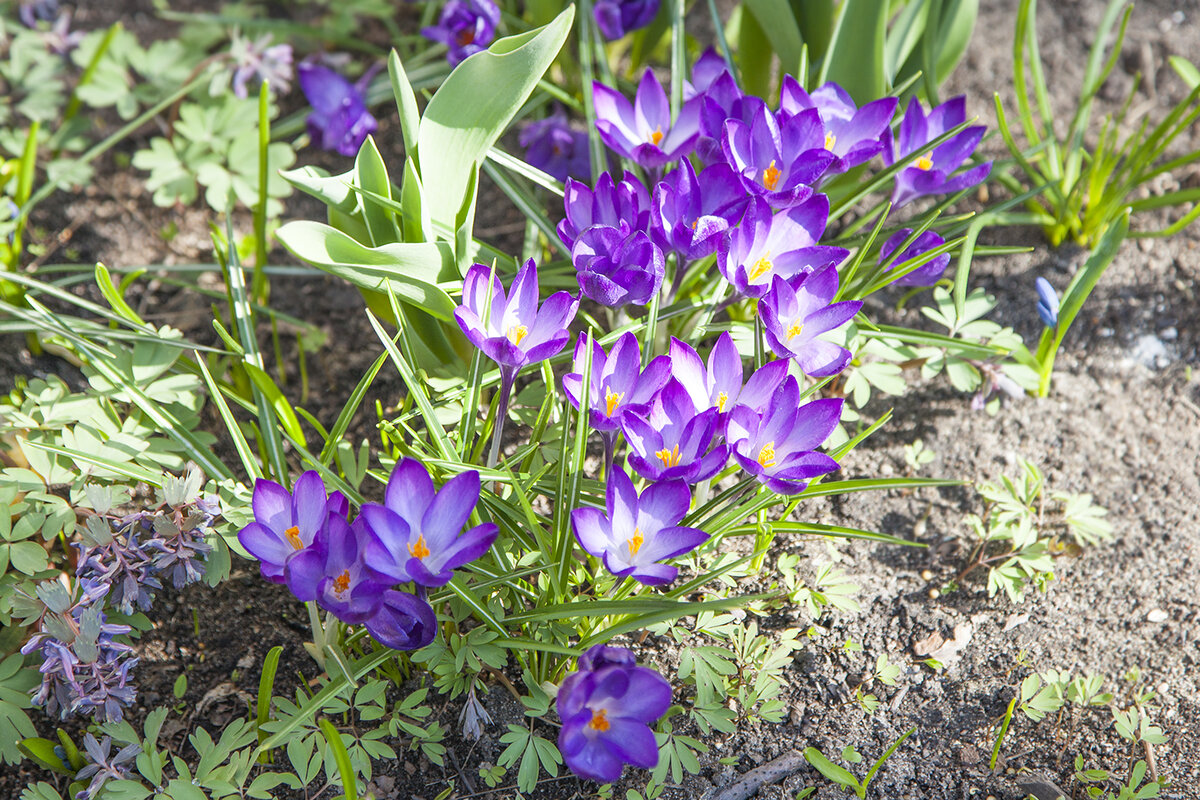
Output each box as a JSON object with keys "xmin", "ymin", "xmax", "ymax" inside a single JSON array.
[
  {"xmin": 365, "ymin": 589, "xmax": 438, "ymax": 651},
  {"xmin": 685, "ymin": 48, "xmax": 734, "ymax": 100},
  {"xmin": 571, "ymin": 227, "xmax": 664, "ymax": 308},
  {"xmin": 558, "ymin": 645, "xmax": 671, "ymax": 783},
  {"xmin": 726, "ymin": 377, "xmax": 843, "ymax": 494},
  {"xmin": 721, "ymin": 99, "xmax": 834, "ymax": 208},
  {"xmin": 668, "ymin": 333, "xmax": 789, "ymax": 421},
  {"xmin": 572, "ymin": 467, "xmax": 707, "ymax": 585},
  {"xmin": 1035, "ymin": 277, "xmax": 1059, "ymax": 327},
  {"xmin": 558, "ymin": 171, "xmax": 651, "ymax": 251},
  {"xmin": 879, "ymin": 228, "xmax": 951, "ymax": 287},
  {"xmin": 778, "ymin": 78, "xmax": 897, "ymax": 176},
  {"xmin": 883, "ymin": 96, "xmax": 992, "ymax": 207},
  {"xmin": 359, "ymin": 459, "xmax": 499, "ymax": 588},
  {"xmin": 298, "ymin": 63, "xmax": 378, "ymax": 157},
  {"xmin": 520, "ymin": 108, "xmax": 592, "ymax": 183},
  {"xmin": 562, "ymin": 332, "xmax": 672, "ymax": 435},
  {"xmin": 454, "ymin": 259, "xmax": 578, "ymax": 379},
  {"xmin": 718, "ymin": 196, "xmax": 847, "ymax": 299},
  {"xmin": 593, "ymin": 71, "xmax": 701, "ymax": 171},
  {"xmin": 237, "ymin": 471, "xmax": 348, "ymax": 585},
  {"xmin": 594, "ymin": 0, "xmax": 660, "ymax": 40},
  {"xmin": 758, "ymin": 267, "xmax": 863, "ymax": 377},
  {"xmin": 650, "ymin": 159, "xmax": 748, "ymax": 261},
  {"xmin": 285, "ymin": 514, "xmax": 388, "ymax": 624},
  {"xmin": 622, "ymin": 380, "xmax": 728, "ymax": 484},
  {"xmin": 421, "ymin": 0, "xmax": 500, "ymax": 66}
]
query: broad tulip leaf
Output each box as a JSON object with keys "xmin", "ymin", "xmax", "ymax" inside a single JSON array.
[{"xmin": 821, "ymin": 0, "xmax": 887, "ymax": 104}]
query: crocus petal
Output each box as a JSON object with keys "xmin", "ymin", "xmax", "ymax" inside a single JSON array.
[
  {"xmin": 572, "ymin": 507, "xmax": 613, "ymax": 556},
  {"xmin": 635, "ymin": 480, "xmax": 691, "ymax": 535},
  {"xmin": 422, "ymin": 470, "xmax": 481, "ymax": 551},
  {"xmin": 251, "ymin": 479, "xmax": 291, "ymax": 531},
  {"xmin": 385, "ymin": 457, "xmax": 436, "ymax": 526},
  {"xmin": 794, "ymin": 339, "xmax": 852, "ymax": 377}
]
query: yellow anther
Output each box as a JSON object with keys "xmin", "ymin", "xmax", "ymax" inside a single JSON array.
[
  {"xmin": 786, "ymin": 320, "xmax": 805, "ymax": 339},
  {"xmin": 748, "ymin": 252, "xmax": 774, "ymax": 282},
  {"xmin": 716, "ymin": 391, "xmax": 729, "ymax": 412},
  {"xmin": 762, "ymin": 159, "xmax": 781, "ymax": 191},
  {"xmin": 915, "ymin": 151, "xmax": 934, "ymax": 171},
  {"xmin": 507, "ymin": 325, "xmax": 529, "ymax": 345},
  {"xmin": 408, "ymin": 534, "xmax": 431, "ymax": 560},
  {"xmin": 284, "ymin": 526, "xmax": 303, "ymax": 550},
  {"xmin": 605, "ymin": 387, "xmax": 624, "ymax": 418},
  {"xmin": 757, "ymin": 442, "xmax": 777, "ymax": 468},
  {"xmin": 648, "ymin": 127, "xmax": 664, "ymax": 146},
  {"xmin": 628, "ymin": 528, "xmax": 644, "ymax": 556},
  {"xmin": 655, "ymin": 445, "xmax": 682, "ymax": 469},
  {"xmin": 333, "ymin": 570, "xmax": 351, "ymax": 595},
  {"xmin": 824, "ymin": 132, "xmax": 837, "ymax": 151},
  {"xmin": 588, "ymin": 708, "xmax": 611, "ymax": 731}
]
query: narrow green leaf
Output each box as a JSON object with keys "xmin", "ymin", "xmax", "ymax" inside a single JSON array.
[
  {"xmin": 318, "ymin": 719, "xmax": 358, "ymax": 800},
  {"xmin": 388, "ymin": 49, "xmax": 422, "ymax": 156}
]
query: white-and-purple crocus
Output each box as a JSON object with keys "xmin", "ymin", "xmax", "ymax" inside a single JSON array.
[
  {"xmin": 593, "ymin": 70, "xmax": 701, "ymax": 171},
  {"xmin": 758, "ymin": 266, "xmax": 863, "ymax": 377},
  {"xmin": 571, "ymin": 467, "xmax": 708, "ymax": 585},
  {"xmin": 883, "ymin": 95, "xmax": 992, "ymax": 207}
]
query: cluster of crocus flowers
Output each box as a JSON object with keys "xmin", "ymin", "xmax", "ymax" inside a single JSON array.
[{"xmin": 237, "ymin": 461, "xmax": 498, "ymax": 651}]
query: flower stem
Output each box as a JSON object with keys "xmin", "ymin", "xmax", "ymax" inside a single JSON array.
[
  {"xmin": 487, "ymin": 368, "xmax": 517, "ymax": 468},
  {"xmin": 602, "ymin": 431, "xmax": 616, "ymax": 480}
]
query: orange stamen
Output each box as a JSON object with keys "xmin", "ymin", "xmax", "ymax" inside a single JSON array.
[
  {"xmin": 408, "ymin": 534, "xmax": 431, "ymax": 560},
  {"xmin": 915, "ymin": 151, "xmax": 934, "ymax": 171},
  {"xmin": 284, "ymin": 526, "xmax": 303, "ymax": 550},
  {"xmin": 648, "ymin": 127, "xmax": 664, "ymax": 146},
  {"xmin": 605, "ymin": 387, "xmax": 624, "ymax": 418},
  {"xmin": 333, "ymin": 570, "xmax": 351, "ymax": 595},
  {"xmin": 655, "ymin": 445, "xmax": 682, "ymax": 469},
  {"xmin": 762, "ymin": 160, "xmax": 781, "ymax": 191},
  {"xmin": 507, "ymin": 325, "xmax": 529, "ymax": 345},
  {"xmin": 628, "ymin": 528, "xmax": 644, "ymax": 556},
  {"xmin": 588, "ymin": 708, "xmax": 611, "ymax": 731},
  {"xmin": 757, "ymin": 442, "xmax": 777, "ymax": 468}
]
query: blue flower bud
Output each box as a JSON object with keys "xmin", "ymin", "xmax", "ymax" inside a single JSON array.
[{"xmin": 1035, "ymin": 277, "xmax": 1060, "ymax": 328}]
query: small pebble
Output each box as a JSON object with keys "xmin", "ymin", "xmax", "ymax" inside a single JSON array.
[
  {"xmin": 928, "ymin": 589, "xmax": 940, "ymax": 600},
  {"xmin": 1148, "ymin": 608, "xmax": 1170, "ymax": 623},
  {"xmin": 920, "ymin": 569, "xmax": 934, "ymax": 581}
]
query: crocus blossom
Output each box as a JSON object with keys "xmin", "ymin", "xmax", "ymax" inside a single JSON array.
[
  {"xmin": 298, "ymin": 63, "xmax": 378, "ymax": 157},
  {"xmin": 622, "ymin": 380, "xmax": 728, "ymax": 483},
  {"xmin": 1035, "ymin": 277, "xmax": 1060, "ymax": 327},
  {"xmin": 758, "ymin": 267, "xmax": 862, "ymax": 376},
  {"xmin": 650, "ymin": 159, "xmax": 748, "ymax": 261},
  {"xmin": 593, "ymin": 0, "xmax": 660, "ymax": 40},
  {"xmin": 593, "ymin": 71, "xmax": 701, "ymax": 170},
  {"xmin": 685, "ymin": 48, "xmax": 734, "ymax": 100},
  {"xmin": 365, "ymin": 589, "xmax": 438, "ymax": 651},
  {"xmin": 572, "ymin": 467, "xmax": 708, "ymax": 585},
  {"xmin": 360, "ymin": 459, "xmax": 499, "ymax": 587},
  {"xmin": 879, "ymin": 228, "xmax": 951, "ymax": 287},
  {"xmin": 558, "ymin": 645, "xmax": 671, "ymax": 783},
  {"xmin": 520, "ymin": 108, "xmax": 591, "ymax": 182},
  {"xmin": 718, "ymin": 196, "xmax": 847, "ymax": 298},
  {"xmin": 421, "ymin": 0, "xmax": 500, "ymax": 66},
  {"xmin": 562, "ymin": 332, "xmax": 672, "ymax": 434},
  {"xmin": 571, "ymin": 227, "xmax": 664, "ymax": 308},
  {"xmin": 668, "ymin": 333, "xmax": 789, "ymax": 420},
  {"xmin": 778, "ymin": 78, "xmax": 897, "ymax": 176},
  {"xmin": 721, "ymin": 99, "xmax": 834, "ymax": 208},
  {"xmin": 883, "ymin": 96, "xmax": 992, "ymax": 207},
  {"xmin": 726, "ymin": 377, "xmax": 843, "ymax": 494},
  {"xmin": 237, "ymin": 471, "xmax": 348, "ymax": 584},
  {"xmin": 558, "ymin": 171, "xmax": 651, "ymax": 252},
  {"xmin": 285, "ymin": 515, "xmax": 387, "ymax": 624}
]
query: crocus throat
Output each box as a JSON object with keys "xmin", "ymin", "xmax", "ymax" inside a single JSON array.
[
  {"xmin": 332, "ymin": 570, "xmax": 351, "ymax": 596},
  {"xmin": 655, "ymin": 445, "xmax": 682, "ymax": 469},
  {"xmin": 824, "ymin": 132, "xmax": 837, "ymax": 151},
  {"xmin": 605, "ymin": 387, "xmax": 624, "ymax": 418},
  {"xmin": 628, "ymin": 528, "xmax": 644, "ymax": 556},
  {"xmin": 588, "ymin": 708, "xmax": 611, "ymax": 732},
  {"xmin": 915, "ymin": 151, "xmax": 934, "ymax": 171},
  {"xmin": 757, "ymin": 442, "xmax": 777, "ymax": 468},
  {"xmin": 408, "ymin": 534, "xmax": 431, "ymax": 560},
  {"xmin": 762, "ymin": 160, "xmax": 781, "ymax": 191},
  {"xmin": 456, "ymin": 29, "xmax": 476, "ymax": 47},
  {"xmin": 507, "ymin": 325, "xmax": 529, "ymax": 345},
  {"xmin": 648, "ymin": 127, "xmax": 664, "ymax": 146},
  {"xmin": 716, "ymin": 391, "xmax": 729, "ymax": 412},
  {"xmin": 284, "ymin": 526, "xmax": 303, "ymax": 550},
  {"xmin": 749, "ymin": 251, "xmax": 774, "ymax": 282},
  {"xmin": 787, "ymin": 320, "xmax": 805, "ymax": 339}
]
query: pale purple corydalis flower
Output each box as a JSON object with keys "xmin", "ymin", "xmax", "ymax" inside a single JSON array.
[
  {"xmin": 558, "ymin": 171, "xmax": 651, "ymax": 251},
  {"xmin": 229, "ymin": 31, "xmax": 294, "ymax": 98},
  {"xmin": 421, "ymin": 0, "xmax": 500, "ymax": 66},
  {"xmin": 236, "ymin": 470, "xmax": 348, "ymax": 584},
  {"xmin": 650, "ymin": 159, "xmax": 748, "ymax": 261},
  {"xmin": 571, "ymin": 467, "xmax": 708, "ymax": 585},
  {"xmin": 562, "ymin": 332, "xmax": 672, "ymax": 435},
  {"xmin": 359, "ymin": 458, "xmax": 499, "ymax": 588},
  {"xmin": 571, "ymin": 227, "xmax": 664, "ymax": 308},
  {"xmin": 75, "ymin": 519, "xmax": 160, "ymax": 615},
  {"xmin": 879, "ymin": 228, "xmax": 951, "ymax": 287},
  {"xmin": 75, "ymin": 734, "xmax": 140, "ymax": 800},
  {"xmin": 722, "ymin": 98, "xmax": 834, "ymax": 208},
  {"xmin": 520, "ymin": 108, "xmax": 592, "ymax": 183},
  {"xmin": 718, "ymin": 195, "xmax": 847, "ymax": 299},
  {"xmin": 593, "ymin": 70, "xmax": 701, "ymax": 170},
  {"xmin": 298, "ymin": 63, "xmax": 378, "ymax": 157},
  {"xmin": 285, "ymin": 514, "xmax": 387, "ymax": 624},
  {"xmin": 668, "ymin": 333, "xmax": 789, "ymax": 422},
  {"xmin": 622, "ymin": 379, "xmax": 728, "ymax": 484},
  {"xmin": 778, "ymin": 78, "xmax": 897, "ymax": 177},
  {"xmin": 593, "ymin": 0, "xmax": 660, "ymax": 40},
  {"xmin": 726, "ymin": 377, "xmax": 843, "ymax": 494},
  {"xmin": 364, "ymin": 589, "xmax": 438, "ymax": 651},
  {"xmin": 758, "ymin": 266, "xmax": 862, "ymax": 377},
  {"xmin": 883, "ymin": 95, "xmax": 992, "ymax": 207},
  {"xmin": 557, "ymin": 645, "xmax": 671, "ymax": 783}
]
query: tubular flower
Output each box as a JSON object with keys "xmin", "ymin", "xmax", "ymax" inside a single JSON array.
[
  {"xmin": 571, "ymin": 227, "xmax": 665, "ymax": 308},
  {"xmin": 454, "ymin": 259, "xmax": 578, "ymax": 377},
  {"xmin": 883, "ymin": 95, "xmax": 992, "ymax": 207},
  {"xmin": 721, "ymin": 98, "xmax": 834, "ymax": 208},
  {"xmin": 650, "ymin": 159, "xmax": 748, "ymax": 261},
  {"xmin": 74, "ymin": 734, "xmax": 140, "ymax": 800},
  {"xmin": 562, "ymin": 332, "xmax": 672, "ymax": 434},
  {"xmin": 520, "ymin": 108, "xmax": 592, "ymax": 183},
  {"xmin": 726, "ymin": 377, "xmax": 843, "ymax": 494},
  {"xmin": 622, "ymin": 379, "xmax": 728, "ymax": 484},
  {"xmin": 879, "ymin": 228, "xmax": 952, "ymax": 287},
  {"xmin": 1035, "ymin": 277, "xmax": 1060, "ymax": 327},
  {"xmin": 558, "ymin": 645, "xmax": 672, "ymax": 783},
  {"xmin": 668, "ymin": 333, "xmax": 790, "ymax": 422},
  {"xmin": 421, "ymin": 0, "xmax": 500, "ymax": 66},
  {"xmin": 592, "ymin": 70, "xmax": 701, "ymax": 170},
  {"xmin": 778, "ymin": 78, "xmax": 897, "ymax": 176},
  {"xmin": 284, "ymin": 515, "xmax": 388, "ymax": 624},
  {"xmin": 758, "ymin": 267, "xmax": 862, "ymax": 377},
  {"xmin": 237, "ymin": 471, "xmax": 348, "ymax": 584},
  {"xmin": 717, "ymin": 195, "xmax": 847, "ymax": 299},
  {"xmin": 360, "ymin": 459, "xmax": 499, "ymax": 588},
  {"xmin": 558, "ymin": 170, "xmax": 651, "ymax": 251},
  {"xmin": 593, "ymin": 0, "xmax": 660, "ymax": 40},
  {"xmin": 298, "ymin": 63, "xmax": 378, "ymax": 157},
  {"xmin": 571, "ymin": 467, "xmax": 708, "ymax": 585}
]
